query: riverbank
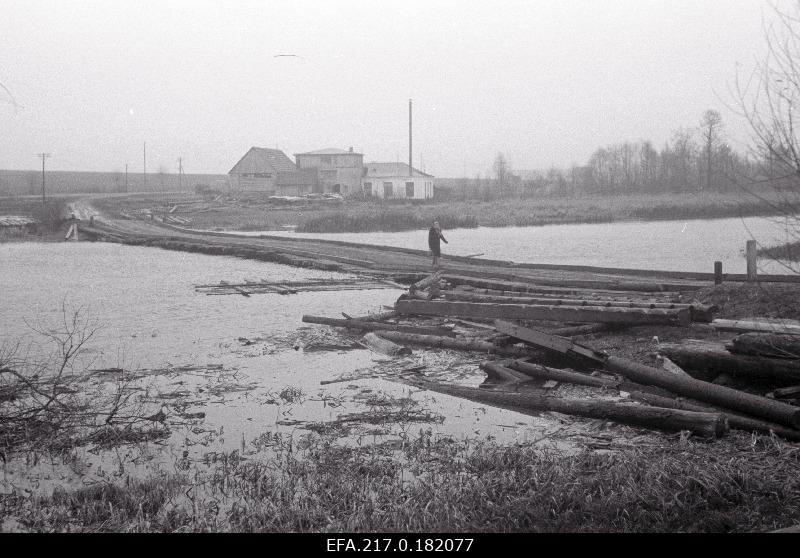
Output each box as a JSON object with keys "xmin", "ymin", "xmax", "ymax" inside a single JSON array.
[{"xmin": 92, "ymin": 191, "xmax": 790, "ymax": 234}]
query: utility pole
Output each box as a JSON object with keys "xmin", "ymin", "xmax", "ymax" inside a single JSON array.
[
  {"xmin": 36, "ymin": 153, "xmax": 51, "ymax": 226},
  {"xmin": 143, "ymin": 142, "xmax": 147, "ymax": 190},
  {"xmin": 178, "ymin": 157, "xmax": 183, "ymax": 191},
  {"xmin": 408, "ymin": 99, "xmax": 413, "ymax": 177},
  {"xmin": 125, "ymin": 164, "xmax": 128, "ymax": 193}
]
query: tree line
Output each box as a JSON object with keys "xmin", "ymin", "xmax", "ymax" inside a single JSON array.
[{"xmin": 444, "ymin": 109, "xmax": 770, "ymax": 200}]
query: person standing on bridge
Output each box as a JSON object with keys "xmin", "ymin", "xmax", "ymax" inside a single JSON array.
[{"xmin": 428, "ymin": 221, "xmax": 448, "ymax": 269}]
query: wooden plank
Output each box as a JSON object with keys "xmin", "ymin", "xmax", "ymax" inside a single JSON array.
[
  {"xmin": 395, "ymin": 299, "xmax": 691, "ymax": 326},
  {"xmin": 494, "ymin": 320, "xmax": 608, "ymax": 363},
  {"xmin": 443, "ymin": 273, "xmax": 699, "ymax": 294},
  {"xmin": 371, "ymin": 331, "xmax": 540, "ymax": 357}
]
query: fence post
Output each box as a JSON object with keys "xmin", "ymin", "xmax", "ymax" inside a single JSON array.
[
  {"xmin": 714, "ymin": 261, "xmax": 722, "ymax": 285},
  {"xmin": 746, "ymin": 240, "xmax": 757, "ymax": 282}
]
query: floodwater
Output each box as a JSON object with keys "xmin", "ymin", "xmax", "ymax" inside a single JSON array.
[
  {"xmin": 230, "ymin": 215, "xmax": 800, "ymax": 275},
  {"xmin": 0, "ymin": 242, "xmax": 572, "ymax": 496}
]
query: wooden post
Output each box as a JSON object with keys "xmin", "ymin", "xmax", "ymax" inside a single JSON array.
[
  {"xmin": 746, "ymin": 240, "xmax": 757, "ymax": 282},
  {"xmin": 714, "ymin": 261, "xmax": 722, "ymax": 285}
]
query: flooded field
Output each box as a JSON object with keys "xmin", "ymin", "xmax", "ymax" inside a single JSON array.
[
  {"xmin": 0, "ymin": 243, "xmax": 576, "ymax": 503},
  {"xmin": 226, "ymin": 215, "xmax": 798, "ymax": 274}
]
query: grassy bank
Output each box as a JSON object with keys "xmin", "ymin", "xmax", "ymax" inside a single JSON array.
[
  {"xmin": 4, "ymin": 432, "xmax": 798, "ymax": 532},
  {"xmin": 123, "ymin": 191, "xmax": 791, "ymax": 234}
]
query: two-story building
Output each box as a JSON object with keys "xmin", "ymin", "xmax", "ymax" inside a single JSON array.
[
  {"xmin": 362, "ymin": 162, "xmax": 435, "ymax": 199},
  {"xmin": 294, "ymin": 148, "xmax": 364, "ymax": 195}
]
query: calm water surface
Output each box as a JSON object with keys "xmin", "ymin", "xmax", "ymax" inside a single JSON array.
[{"xmin": 231, "ymin": 215, "xmax": 799, "ymax": 274}]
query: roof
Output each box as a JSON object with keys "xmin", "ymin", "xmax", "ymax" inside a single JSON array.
[
  {"xmin": 0, "ymin": 215, "xmax": 38, "ymax": 227},
  {"xmin": 295, "ymin": 148, "xmax": 363, "ymax": 156},
  {"xmin": 229, "ymin": 147, "xmax": 298, "ymax": 174},
  {"xmin": 363, "ymin": 162, "xmax": 434, "ymax": 179}
]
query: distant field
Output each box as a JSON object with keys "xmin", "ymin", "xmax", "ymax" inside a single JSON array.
[
  {"xmin": 0, "ymin": 169, "xmax": 230, "ymax": 196},
  {"xmin": 95, "ymin": 190, "xmax": 795, "ymax": 233}
]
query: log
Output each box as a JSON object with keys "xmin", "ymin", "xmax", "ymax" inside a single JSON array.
[
  {"xmin": 773, "ymin": 385, "xmax": 800, "ymax": 399},
  {"xmin": 710, "ymin": 318, "xmax": 800, "ymax": 335},
  {"xmin": 361, "ymin": 332, "xmax": 412, "ymax": 356},
  {"xmin": 509, "ymin": 360, "xmax": 616, "ymax": 389},
  {"xmin": 603, "ymin": 355, "xmax": 800, "ymax": 429},
  {"xmin": 442, "ymin": 290, "xmax": 695, "ymax": 310},
  {"xmin": 627, "ymin": 390, "xmax": 800, "ymax": 442},
  {"xmin": 549, "ymin": 323, "xmax": 613, "ymax": 337},
  {"xmin": 509, "ymin": 360, "xmax": 800, "ymax": 441},
  {"xmin": 371, "ymin": 330, "xmax": 540, "ymax": 357},
  {"xmin": 490, "ymin": 324, "xmax": 800, "ymax": 429},
  {"xmin": 396, "ymin": 299, "xmax": 691, "ymax": 326},
  {"xmin": 443, "ymin": 274, "xmax": 696, "ymax": 294},
  {"xmin": 658, "ymin": 340, "xmax": 800, "ymax": 383},
  {"xmin": 728, "ymin": 333, "xmax": 800, "ymax": 359},
  {"xmin": 456, "ymin": 285, "xmax": 683, "ymax": 301},
  {"xmin": 410, "ymin": 271, "xmax": 442, "ymax": 293},
  {"xmin": 344, "ymin": 310, "xmax": 398, "ymax": 322},
  {"xmin": 403, "ymin": 378, "xmax": 728, "ymax": 438},
  {"xmin": 480, "ymin": 361, "xmax": 531, "ymax": 383},
  {"xmin": 302, "ymin": 315, "xmax": 455, "ymax": 337}
]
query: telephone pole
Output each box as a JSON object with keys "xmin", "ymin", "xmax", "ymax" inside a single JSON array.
[
  {"xmin": 178, "ymin": 157, "xmax": 183, "ymax": 191},
  {"xmin": 125, "ymin": 163, "xmax": 128, "ymax": 193},
  {"xmin": 36, "ymin": 153, "xmax": 51, "ymax": 226},
  {"xmin": 143, "ymin": 142, "xmax": 147, "ymax": 190}
]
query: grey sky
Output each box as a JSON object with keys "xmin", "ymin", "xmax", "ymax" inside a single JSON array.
[{"xmin": 0, "ymin": 0, "xmax": 776, "ymax": 177}]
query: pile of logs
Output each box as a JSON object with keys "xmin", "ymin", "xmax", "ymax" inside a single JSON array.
[{"xmin": 301, "ymin": 272, "xmax": 800, "ymax": 442}]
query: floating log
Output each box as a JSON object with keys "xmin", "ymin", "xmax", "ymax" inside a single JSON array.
[
  {"xmin": 727, "ymin": 333, "xmax": 800, "ymax": 359},
  {"xmin": 710, "ymin": 318, "xmax": 800, "ymax": 335},
  {"xmin": 301, "ymin": 315, "xmax": 455, "ymax": 337},
  {"xmin": 403, "ymin": 378, "xmax": 728, "ymax": 438},
  {"xmin": 396, "ymin": 299, "xmax": 691, "ymax": 326},
  {"xmin": 773, "ymin": 385, "xmax": 800, "ymax": 399},
  {"xmin": 658, "ymin": 340, "xmax": 800, "ymax": 383},
  {"xmin": 361, "ymin": 332, "xmax": 411, "ymax": 356},
  {"xmin": 371, "ymin": 331, "xmax": 539, "ymax": 357},
  {"xmin": 603, "ymin": 355, "xmax": 800, "ymax": 429}
]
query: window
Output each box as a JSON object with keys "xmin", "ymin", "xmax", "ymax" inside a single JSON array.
[
  {"xmin": 383, "ymin": 181, "xmax": 393, "ymax": 198},
  {"xmin": 320, "ymin": 170, "xmax": 337, "ymax": 179},
  {"xmin": 405, "ymin": 181, "xmax": 414, "ymax": 198},
  {"xmin": 332, "ymin": 184, "xmax": 341, "ymax": 194},
  {"xmin": 321, "ymin": 155, "xmax": 333, "ymax": 165},
  {"xmin": 363, "ymin": 182, "xmax": 372, "ymax": 196}
]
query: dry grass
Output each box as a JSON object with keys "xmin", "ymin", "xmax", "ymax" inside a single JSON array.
[{"xmin": 4, "ymin": 432, "xmax": 799, "ymax": 532}]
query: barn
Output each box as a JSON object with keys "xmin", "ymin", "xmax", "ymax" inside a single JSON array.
[{"xmin": 228, "ymin": 147, "xmax": 316, "ymax": 195}]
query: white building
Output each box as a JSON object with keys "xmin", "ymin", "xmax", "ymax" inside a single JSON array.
[{"xmin": 362, "ymin": 162, "xmax": 434, "ymax": 199}]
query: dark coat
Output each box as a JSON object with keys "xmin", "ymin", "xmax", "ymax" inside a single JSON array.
[{"xmin": 428, "ymin": 227, "xmax": 447, "ymax": 255}]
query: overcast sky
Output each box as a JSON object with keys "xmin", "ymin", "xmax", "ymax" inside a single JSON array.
[{"xmin": 0, "ymin": 0, "xmax": 781, "ymax": 177}]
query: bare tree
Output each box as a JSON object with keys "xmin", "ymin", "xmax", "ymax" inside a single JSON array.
[
  {"xmin": 492, "ymin": 152, "xmax": 509, "ymax": 197},
  {"xmin": 734, "ymin": 0, "xmax": 800, "ymax": 269},
  {"xmin": 700, "ymin": 110, "xmax": 724, "ymax": 191}
]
